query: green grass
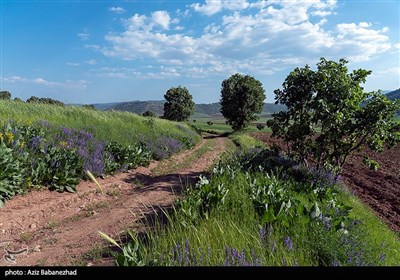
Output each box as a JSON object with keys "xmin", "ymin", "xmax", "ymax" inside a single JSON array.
[
  {"xmin": 339, "ymin": 190, "xmax": 400, "ymax": 265},
  {"xmin": 0, "ymin": 100, "xmax": 201, "ymax": 146},
  {"xmin": 152, "ymin": 137, "xmax": 217, "ymax": 176},
  {"xmin": 109, "ymin": 148, "xmax": 400, "ymax": 266},
  {"xmin": 189, "ymin": 117, "xmax": 272, "ymax": 134},
  {"xmin": 229, "ymin": 133, "xmax": 265, "ymax": 150}
]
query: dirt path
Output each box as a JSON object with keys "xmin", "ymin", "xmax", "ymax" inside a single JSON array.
[{"xmin": 0, "ymin": 134, "xmax": 229, "ymax": 266}]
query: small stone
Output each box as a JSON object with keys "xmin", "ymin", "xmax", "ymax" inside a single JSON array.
[
  {"xmin": 33, "ymin": 245, "xmax": 41, "ymax": 252},
  {"xmin": 86, "ymin": 262, "xmax": 93, "ymax": 266},
  {"xmin": 29, "ymin": 224, "xmax": 37, "ymax": 229}
]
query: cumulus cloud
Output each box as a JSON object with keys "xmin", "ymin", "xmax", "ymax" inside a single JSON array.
[
  {"xmin": 151, "ymin": 10, "xmax": 171, "ymax": 30},
  {"xmin": 109, "ymin": 7, "xmax": 126, "ymax": 14},
  {"xmin": 97, "ymin": 0, "xmax": 394, "ymax": 78},
  {"xmin": 191, "ymin": 0, "xmax": 250, "ymax": 16},
  {"xmin": 335, "ymin": 22, "xmax": 391, "ymax": 61}
]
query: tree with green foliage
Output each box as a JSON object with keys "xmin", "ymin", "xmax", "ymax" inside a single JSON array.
[
  {"xmin": 82, "ymin": 104, "xmax": 96, "ymax": 110},
  {"xmin": 267, "ymin": 58, "xmax": 400, "ymax": 174},
  {"xmin": 220, "ymin": 73, "xmax": 266, "ymax": 131},
  {"xmin": 26, "ymin": 96, "xmax": 65, "ymax": 106},
  {"xmin": 0, "ymin": 91, "xmax": 11, "ymax": 100},
  {"xmin": 142, "ymin": 110, "xmax": 156, "ymax": 117},
  {"xmin": 163, "ymin": 86, "xmax": 195, "ymax": 121}
]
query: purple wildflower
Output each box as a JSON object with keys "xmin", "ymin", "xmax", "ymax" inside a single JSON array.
[{"xmin": 284, "ymin": 236, "xmax": 293, "ymax": 251}]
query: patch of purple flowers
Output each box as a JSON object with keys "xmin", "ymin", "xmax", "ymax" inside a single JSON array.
[
  {"xmin": 284, "ymin": 236, "xmax": 293, "ymax": 251},
  {"xmin": 54, "ymin": 126, "xmax": 107, "ymax": 175},
  {"xmin": 143, "ymin": 135, "xmax": 184, "ymax": 160}
]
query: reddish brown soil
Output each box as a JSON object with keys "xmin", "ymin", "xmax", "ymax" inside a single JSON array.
[
  {"xmin": 0, "ymin": 135, "xmax": 228, "ymax": 266},
  {"xmin": 250, "ymin": 132, "xmax": 400, "ymax": 235}
]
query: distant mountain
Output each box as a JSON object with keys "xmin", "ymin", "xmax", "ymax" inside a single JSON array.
[
  {"xmin": 109, "ymin": 100, "xmax": 165, "ymax": 115},
  {"xmin": 105, "ymin": 100, "xmax": 286, "ymax": 117},
  {"xmin": 386, "ymin": 88, "xmax": 400, "ymax": 100},
  {"xmin": 91, "ymin": 102, "xmax": 124, "ymax": 111}
]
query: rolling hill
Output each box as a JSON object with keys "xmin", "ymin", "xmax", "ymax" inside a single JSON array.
[
  {"xmin": 386, "ymin": 88, "xmax": 400, "ymax": 100},
  {"xmin": 94, "ymin": 100, "xmax": 287, "ymax": 117}
]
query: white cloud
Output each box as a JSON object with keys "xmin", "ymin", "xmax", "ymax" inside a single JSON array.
[
  {"xmin": 152, "ymin": 10, "xmax": 171, "ymax": 30},
  {"xmin": 3, "ymin": 75, "xmax": 88, "ymax": 89},
  {"xmin": 191, "ymin": 0, "xmax": 223, "ymax": 16},
  {"xmin": 98, "ymin": 0, "xmax": 394, "ymax": 78},
  {"xmin": 191, "ymin": 0, "xmax": 250, "ymax": 16},
  {"xmin": 109, "ymin": 7, "xmax": 126, "ymax": 14},
  {"xmin": 373, "ymin": 67, "xmax": 400, "ymax": 76},
  {"xmin": 85, "ymin": 59, "xmax": 97, "ymax": 65},
  {"xmin": 312, "ymin": 10, "xmax": 333, "ymax": 17},
  {"xmin": 336, "ymin": 22, "xmax": 391, "ymax": 61},
  {"xmin": 78, "ymin": 28, "xmax": 90, "ymax": 41}
]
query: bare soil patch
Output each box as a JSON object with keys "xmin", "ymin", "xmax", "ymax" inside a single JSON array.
[
  {"xmin": 250, "ymin": 131, "xmax": 400, "ymax": 235},
  {"xmin": 0, "ymin": 135, "xmax": 228, "ymax": 266}
]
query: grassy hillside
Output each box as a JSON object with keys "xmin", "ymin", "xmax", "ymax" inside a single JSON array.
[
  {"xmin": 0, "ymin": 100, "xmax": 200, "ymax": 146},
  {"xmin": 109, "ymin": 100, "xmax": 165, "ymax": 116},
  {"xmin": 0, "ymin": 99, "xmax": 201, "ymax": 206}
]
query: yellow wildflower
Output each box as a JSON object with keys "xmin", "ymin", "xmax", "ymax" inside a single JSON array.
[{"xmin": 5, "ymin": 132, "xmax": 14, "ymax": 144}]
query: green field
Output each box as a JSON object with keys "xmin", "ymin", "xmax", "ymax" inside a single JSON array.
[{"xmin": 189, "ymin": 116, "xmax": 272, "ymax": 134}]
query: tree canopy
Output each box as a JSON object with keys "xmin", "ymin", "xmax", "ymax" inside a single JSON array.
[
  {"xmin": 163, "ymin": 86, "xmax": 195, "ymax": 122},
  {"xmin": 267, "ymin": 58, "xmax": 400, "ymax": 174},
  {"xmin": 0, "ymin": 91, "xmax": 11, "ymax": 100},
  {"xmin": 220, "ymin": 73, "xmax": 266, "ymax": 131}
]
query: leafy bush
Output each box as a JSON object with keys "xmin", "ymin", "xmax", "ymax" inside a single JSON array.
[
  {"xmin": 105, "ymin": 141, "xmax": 151, "ymax": 172},
  {"xmin": 0, "ymin": 143, "xmax": 24, "ymax": 207},
  {"xmin": 256, "ymin": 124, "xmax": 265, "ymax": 130},
  {"xmin": 0, "ymin": 120, "xmax": 154, "ymax": 206}
]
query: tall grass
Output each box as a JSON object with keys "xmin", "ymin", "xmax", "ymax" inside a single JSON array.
[
  {"xmin": 0, "ymin": 100, "xmax": 201, "ymax": 146},
  {"xmin": 229, "ymin": 133, "xmax": 265, "ymax": 150},
  {"xmin": 108, "ymin": 148, "xmax": 400, "ymax": 266}
]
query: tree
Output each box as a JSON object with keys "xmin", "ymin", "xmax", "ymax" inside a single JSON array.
[
  {"xmin": 82, "ymin": 104, "xmax": 96, "ymax": 110},
  {"xmin": 220, "ymin": 73, "xmax": 266, "ymax": 131},
  {"xmin": 0, "ymin": 91, "xmax": 11, "ymax": 100},
  {"xmin": 257, "ymin": 124, "xmax": 265, "ymax": 130},
  {"xmin": 26, "ymin": 96, "xmax": 65, "ymax": 106},
  {"xmin": 142, "ymin": 110, "xmax": 156, "ymax": 117},
  {"xmin": 163, "ymin": 86, "xmax": 195, "ymax": 121},
  {"xmin": 267, "ymin": 58, "xmax": 400, "ymax": 174}
]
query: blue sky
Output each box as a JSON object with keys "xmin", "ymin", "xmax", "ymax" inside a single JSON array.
[{"xmin": 1, "ymin": 0, "xmax": 399, "ymax": 104}]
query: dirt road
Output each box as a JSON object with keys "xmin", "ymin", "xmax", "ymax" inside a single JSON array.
[{"xmin": 0, "ymin": 135, "xmax": 229, "ymax": 266}]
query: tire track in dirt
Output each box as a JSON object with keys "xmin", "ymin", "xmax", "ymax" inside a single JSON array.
[{"xmin": 0, "ymin": 135, "xmax": 228, "ymax": 266}]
